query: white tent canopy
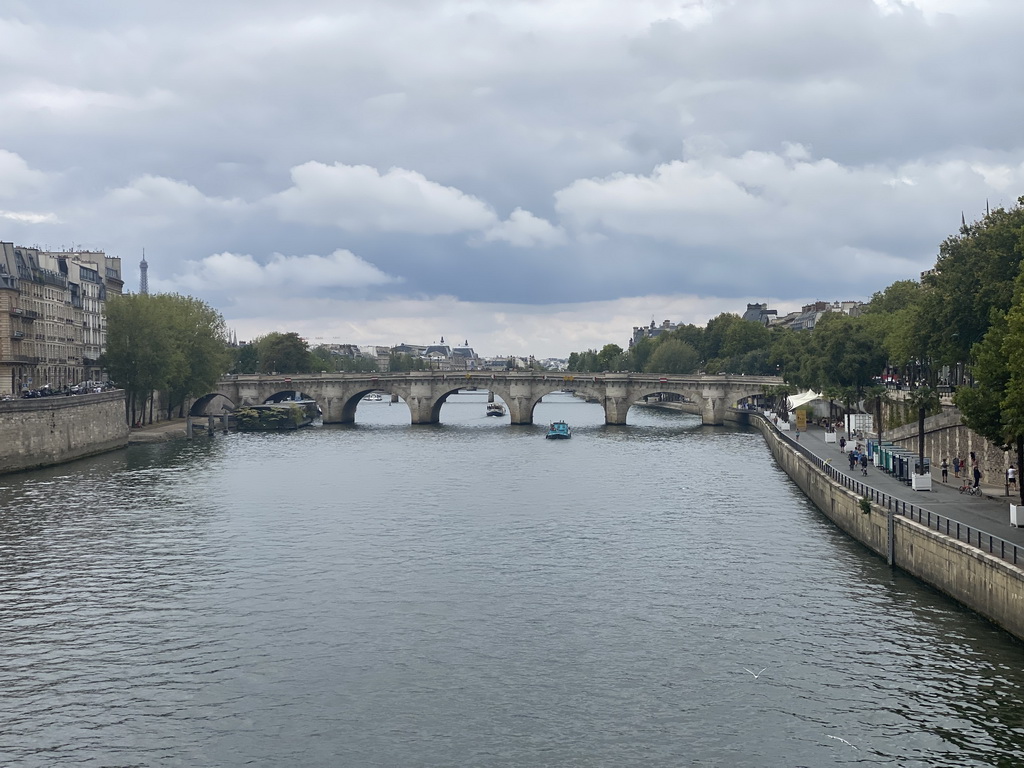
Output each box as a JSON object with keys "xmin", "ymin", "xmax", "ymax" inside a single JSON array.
[{"xmin": 787, "ymin": 390, "xmax": 824, "ymax": 410}]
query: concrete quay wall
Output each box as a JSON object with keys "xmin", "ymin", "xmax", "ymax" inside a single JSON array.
[
  {"xmin": 884, "ymin": 406, "xmax": 1012, "ymax": 484},
  {"xmin": 0, "ymin": 392, "xmax": 129, "ymax": 475},
  {"xmin": 754, "ymin": 416, "xmax": 1024, "ymax": 641}
]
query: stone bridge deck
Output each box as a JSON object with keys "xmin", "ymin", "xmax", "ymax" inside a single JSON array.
[{"xmin": 200, "ymin": 371, "xmax": 782, "ymax": 426}]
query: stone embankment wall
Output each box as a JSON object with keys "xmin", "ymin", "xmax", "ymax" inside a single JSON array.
[
  {"xmin": 0, "ymin": 392, "xmax": 129, "ymax": 475},
  {"xmin": 885, "ymin": 406, "xmax": 1013, "ymax": 483},
  {"xmin": 753, "ymin": 415, "xmax": 1024, "ymax": 642}
]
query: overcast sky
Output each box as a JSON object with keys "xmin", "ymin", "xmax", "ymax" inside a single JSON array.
[{"xmin": 2, "ymin": 0, "xmax": 1021, "ymax": 358}]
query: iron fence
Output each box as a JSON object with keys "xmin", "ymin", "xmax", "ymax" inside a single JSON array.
[{"xmin": 753, "ymin": 412, "xmax": 1023, "ymax": 569}]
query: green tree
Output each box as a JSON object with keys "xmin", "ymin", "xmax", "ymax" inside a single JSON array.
[
  {"xmin": 154, "ymin": 294, "xmax": 230, "ymax": 418},
  {"xmin": 595, "ymin": 343, "xmax": 625, "ymax": 372},
  {"xmin": 803, "ymin": 313, "xmax": 887, "ymax": 396},
  {"xmin": 101, "ymin": 294, "xmax": 173, "ymax": 424},
  {"xmin": 568, "ymin": 349, "xmax": 600, "ymax": 372},
  {"xmin": 626, "ymin": 336, "xmax": 655, "ymax": 373},
  {"xmin": 702, "ymin": 313, "xmax": 743, "ymax": 363},
  {"xmin": 918, "ymin": 201, "xmax": 1024, "ymax": 379},
  {"xmin": 645, "ymin": 339, "xmax": 700, "ymax": 374},
  {"xmin": 232, "ymin": 343, "xmax": 259, "ymax": 374},
  {"xmin": 767, "ymin": 327, "xmax": 812, "ymax": 387},
  {"xmin": 310, "ymin": 345, "xmax": 337, "ymax": 372},
  {"xmin": 256, "ymin": 332, "xmax": 313, "ymax": 373},
  {"xmin": 956, "ymin": 277, "xmax": 1024, "ymax": 505},
  {"xmin": 1002, "ymin": 292, "xmax": 1024, "ymax": 505},
  {"xmin": 720, "ymin": 320, "xmax": 770, "ymax": 362}
]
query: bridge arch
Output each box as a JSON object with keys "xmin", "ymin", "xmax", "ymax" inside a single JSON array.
[{"xmin": 189, "ymin": 392, "xmax": 237, "ymax": 416}]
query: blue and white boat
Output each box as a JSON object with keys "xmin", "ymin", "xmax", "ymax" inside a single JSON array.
[{"xmin": 546, "ymin": 421, "xmax": 571, "ymax": 439}]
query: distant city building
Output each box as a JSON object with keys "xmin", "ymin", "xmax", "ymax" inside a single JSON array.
[
  {"xmin": 631, "ymin": 319, "xmax": 679, "ymax": 347},
  {"xmin": 393, "ymin": 343, "xmax": 427, "ymax": 357},
  {"xmin": 771, "ymin": 300, "xmax": 865, "ymax": 331},
  {"xmin": 537, "ymin": 358, "xmax": 568, "ymax": 371},
  {"xmin": 741, "ymin": 303, "xmax": 778, "ymax": 326},
  {"xmin": 451, "ymin": 340, "xmax": 477, "ymax": 369},
  {"xmin": 0, "ymin": 243, "xmax": 123, "ymax": 395}
]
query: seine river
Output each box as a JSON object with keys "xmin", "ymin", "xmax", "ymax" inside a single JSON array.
[{"xmin": 2, "ymin": 393, "xmax": 1024, "ymax": 767}]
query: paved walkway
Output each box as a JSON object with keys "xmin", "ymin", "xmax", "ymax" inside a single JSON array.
[
  {"xmin": 128, "ymin": 417, "xmax": 189, "ymax": 444},
  {"xmin": 782, "ymin": 423, "xmax": 1024, "ymax": 547}
]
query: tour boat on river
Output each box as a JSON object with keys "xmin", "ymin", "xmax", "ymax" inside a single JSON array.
[
  {"xmin": 546, "ymin": 421, "xmax": 571, "ymax": 439},
  {"xmin": 486, "ymin": 402, "xmax": 506, "ymax": 417}
]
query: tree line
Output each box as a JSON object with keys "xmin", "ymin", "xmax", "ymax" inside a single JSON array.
[
  {"xmin": 100, "ymin": 307, "xmax": 425, "ymax": 424},
  {"xmin": 569, "ymin": 197, "xmax": 1024, "ymax": 497}
]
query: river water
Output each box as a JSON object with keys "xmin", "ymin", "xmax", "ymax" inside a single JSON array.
[{"xmin": 2, "ymin": 392, "xmax": 1023, "ymax": 767}]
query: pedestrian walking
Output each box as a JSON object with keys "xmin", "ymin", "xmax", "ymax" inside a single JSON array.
[
  {"xmin": 941, "ymin": 458, "xmax": 948, "ymax": 483},
  {"xmin": 839, "ymin": 436, "xmax": 846, "ymax": 453},
  {"xmin": 849, "ymin": 451, "xmax": 857, "ymax": 471},
  {"xmin": 860, "ymin": 453, "xmax": 869, "ymax": 476},
  {"xmin": 973, "ymin": 463, "xmax": 982, "ymax": 489},
  {"xmin": 1008, "ymin": 465, "xmax": 1017, "ymax": 491},
  {"xmin": 953, "ymin": 456, "xmax": 960, "ymax": 478}
]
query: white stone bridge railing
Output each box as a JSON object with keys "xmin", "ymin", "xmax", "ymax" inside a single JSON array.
[{"xmin": 198, "ymin": 371, "xmax": 783, "ymax": 426}]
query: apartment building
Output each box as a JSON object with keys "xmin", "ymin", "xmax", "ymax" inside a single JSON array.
[{"xmin": 0, "ymin": 243, "xmax": 123, "ymax": 396}]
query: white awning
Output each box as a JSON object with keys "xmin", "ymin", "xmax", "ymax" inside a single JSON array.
[{"xmin": 787, "ymin": 390, "xmax": 823, "ymax": 410}]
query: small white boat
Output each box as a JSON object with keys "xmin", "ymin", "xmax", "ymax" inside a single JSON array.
[
  {"xmin": 364, "ymin": 392, "xmax": 384, "ymax": 402},
  {"xmin": 486, "ymin": 402, "xmax": 506, "ymax": 417}
]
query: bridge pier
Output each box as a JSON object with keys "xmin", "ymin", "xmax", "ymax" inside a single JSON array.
[
  {"xmin": 701, "ymin": 395, "xmax": 723, "ymax": 426},
  {"xmin": 603, "ymin": 396, "xmax": 630, "ymax": 426},
  {"xmin": 407, "ymin": 395, "xmax": 438, "ymax": 425},
  {"xmin": 508, "ymin": 396, "xmax": 533, "ymax": 425}
]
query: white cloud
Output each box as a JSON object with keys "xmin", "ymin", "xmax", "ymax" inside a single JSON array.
[
  {"xmin": 0, "ymin": 209, "xmax": 59, "ymax": 224},
  {"xmin": 0, "ymin": 150, "xmax": 51, "ymax": 198},
  {"xmin": 271, "ymin": 162, "xmax": 498, "ymax": 234},
  {"xmin": 0, "ymin": 83, "xmax": 176, "ymax": 116},
  {"xmin": 555, "ymin": 148, "xmax": 1024, "ymax": 255},
  {"xmin": 103, "ymin": 175, "xmax": 244, "ymax": 212},
  {"xmin": 483, "ymin": 208, "xmax": 567, "ymax": 247},
  {"xmin": 169, "ymin": 249, "xmax": 398, "ymax": 295}
]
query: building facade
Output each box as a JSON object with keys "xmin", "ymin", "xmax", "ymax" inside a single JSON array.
[{"xmin": 0, "ymin": 243, "xmax": 123, "ymax": 396}]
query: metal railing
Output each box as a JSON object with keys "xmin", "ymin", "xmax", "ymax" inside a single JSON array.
[{"xmin": 752, "ymin": 412, "xmax": 1023, "ymax": 568}]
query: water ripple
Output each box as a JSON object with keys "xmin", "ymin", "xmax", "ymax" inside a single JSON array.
[{"xmin": 1, "ymin": 396, "xmax": 1023, "ymax": 766}]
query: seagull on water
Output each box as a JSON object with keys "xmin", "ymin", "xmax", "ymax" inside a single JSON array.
[{"xmin": 743, "ymin": 667, "xmax": 767, "ymax": 679}]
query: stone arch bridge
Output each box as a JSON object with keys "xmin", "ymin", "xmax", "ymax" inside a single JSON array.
[{"xmin": 196, "ymin": 372, "xmax": 783, "ymax": 426}]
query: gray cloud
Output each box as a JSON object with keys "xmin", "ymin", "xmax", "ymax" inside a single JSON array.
[{"xmin": 2, "ymin": 0, "xmax": 1022, "ymax": 356}]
